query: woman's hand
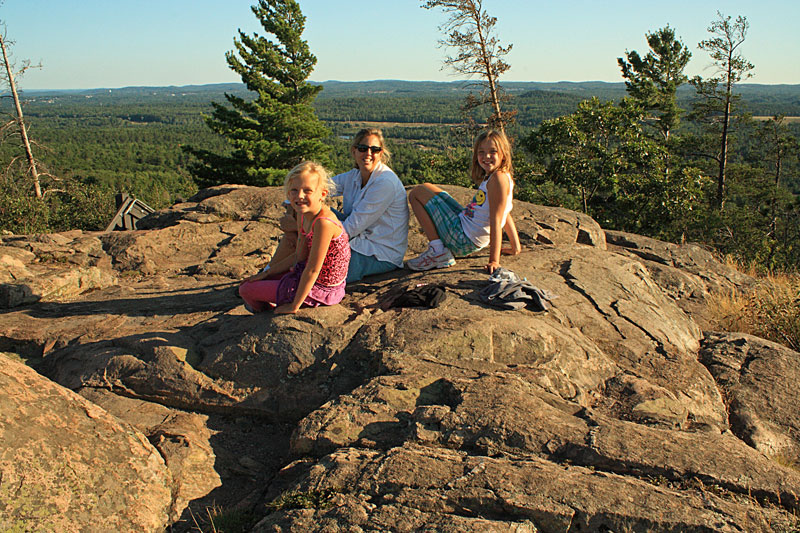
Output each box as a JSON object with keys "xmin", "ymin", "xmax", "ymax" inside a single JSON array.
[
  {"xmin": 279, "ymin": 204, "xmax": 297, "ymax": 233},
  {"xmin": 485, "ymin": 260, "xmax": 501, "ymax": 274},
  {"xmin": 501, "ymin": 244, "xmax": 522, "ymax": 256},
  {"xmin": 274, "ymin": 303, "xmax": 299, "ymax": 315}
]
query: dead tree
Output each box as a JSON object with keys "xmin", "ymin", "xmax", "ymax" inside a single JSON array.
[
  {"xmin": 422, "ymin": 0, "xmax": 515, "ymax": 133},
  {"xmin": 0, "ymin": 29, "xmax": 43, "ymax": 198}
]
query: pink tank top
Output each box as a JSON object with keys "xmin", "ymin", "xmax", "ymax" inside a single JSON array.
[{"xmin": 300, "ymin": 214, "xmax": 350, "ymax": 286}]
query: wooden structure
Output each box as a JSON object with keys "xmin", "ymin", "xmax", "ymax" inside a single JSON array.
[{"xmin": 104, "ymin": 193, "xmax": 155, "ymax": 232}]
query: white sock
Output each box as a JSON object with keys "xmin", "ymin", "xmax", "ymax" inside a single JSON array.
[{"xmin": 430, "ymin": 239, "xmax": 444, "ymax": 254}]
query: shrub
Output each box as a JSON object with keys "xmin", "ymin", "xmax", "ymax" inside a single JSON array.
[{"xmin": 707, "ymin": 271, "xmax": 800, "ymax": 351}]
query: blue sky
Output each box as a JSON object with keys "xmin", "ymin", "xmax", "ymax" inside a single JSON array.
[{"xmin": 2, "ymin": 0, "xmax": 798, "ymax": 90}]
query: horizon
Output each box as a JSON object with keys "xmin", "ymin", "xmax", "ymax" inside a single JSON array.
[
  {"xmin": 2, "ymin": 1, "xmax": 799, "ymax": 90},
  {"xmin": 15, "ymin": 79, "xmax": 800, "ymax": 95}
]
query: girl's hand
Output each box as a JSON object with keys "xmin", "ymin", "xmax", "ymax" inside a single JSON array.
[
  {"xmin": 502, "ymin": 244, "xmax": 522, "ymax": 256},
  {"xmin": 245, "ymin": 271, "xmax": 268, "ymax": 282},
  {"xmin": 274, "ymin": 303, "xmax": 299, "ymax": 315},
  {"xmin": 486, "ymin": 260, "xmax": 501, "ymax": 274}
]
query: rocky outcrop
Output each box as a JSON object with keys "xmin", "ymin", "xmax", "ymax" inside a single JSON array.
[
  {"xmin": 1, "ymin": 185, "xmax": 798, "ymax": 531},
  {"xmin": 0, "ymin": 355, "xmax": 173, "ymax": 532},
  {"xmin": 700, "ymin": 332, "xmax": 800, "ymax": 463}
]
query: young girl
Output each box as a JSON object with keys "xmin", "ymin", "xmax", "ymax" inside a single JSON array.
[
  {"xmin": 406, "ymin": 129, "xmax": 521, "ymax": 274},
  {"xmin": 239, "ymin": 161, "xmax": 350, "ymax": 314}
]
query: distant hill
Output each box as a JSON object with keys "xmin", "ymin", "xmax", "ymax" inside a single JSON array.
[{"xmin": 16, "ymin": 80, "xmax": 800, "ymax": 118}]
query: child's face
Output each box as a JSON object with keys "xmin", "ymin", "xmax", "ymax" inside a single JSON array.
[
  {"xmin": 477, "ymin": 138, "xmax": 503, "ymax": 175},
  {"xmin": 287, "ymin": 172, "xmax": 327, "ymax": 214}
]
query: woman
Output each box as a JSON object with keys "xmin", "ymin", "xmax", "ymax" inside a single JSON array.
[{"xmin": 262, "ymin": 128, "xmax": 409, "ymax": 283}]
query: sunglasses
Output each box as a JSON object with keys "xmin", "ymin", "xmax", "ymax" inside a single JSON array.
[{"xmin": 355, "ymin": 144, "xmax": 383, "ymax": 154}]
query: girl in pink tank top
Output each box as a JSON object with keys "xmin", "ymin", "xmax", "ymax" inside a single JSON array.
[{"xmin": 239, "ymin": 162, "xmax": 350, "ymax": 314}]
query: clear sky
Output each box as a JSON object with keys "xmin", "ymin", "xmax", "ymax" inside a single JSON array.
[{"xmin": 2, "ymin": 0, "xmax": 798, "ymax": 90}]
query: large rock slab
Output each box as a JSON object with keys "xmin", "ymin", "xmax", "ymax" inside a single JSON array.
[
  {"xmin": 0, "ymin": 355, "xmax": 173, "ymax": 532},
  {"xmin": 255, "ymin": 444, "xmax": 796, "ymax": 533},
  {"xmin": 78, "ymin": 388, "xmax": 222, "ymax": 521},
  {"xmin": 0, "ymin": 233, "xmax": 116, "ymax": 308},
  {"xmin": 700, "ymin": 331, "xmax": 800, "ymax": 463},
  {"xmin": 605, "ymin": 230, "xmax": 756, "ymax": 326},
  {"xmin": 0, "ymin": 185, "xmax": 796, "ymax": 532}
]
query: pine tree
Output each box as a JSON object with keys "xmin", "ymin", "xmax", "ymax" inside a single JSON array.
[
  {"xmin": 186, "ymin": 0, "xmax": 330, "ymax": 188},
  {"xmin": 618, "ymin": 26, "xmax": 691, "ymax": 143},
  {"xmin": 689, "ymin": 12, "xmax": 754, "ymax": 210}
]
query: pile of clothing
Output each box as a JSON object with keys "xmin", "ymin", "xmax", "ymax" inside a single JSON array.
[{"xmin": 479, "ymin": 268, "xmax": 555, "ymax": 311}]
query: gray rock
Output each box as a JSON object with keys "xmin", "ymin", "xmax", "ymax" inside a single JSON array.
[{"xmin": 78, "ymin": 388, "xmax": 222, "ymax": 522}]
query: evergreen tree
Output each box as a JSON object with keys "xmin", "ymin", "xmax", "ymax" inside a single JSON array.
[
  {"xmin": 618, "ymin": 25, "xmax": 691, "ymax": 143},
  {"xmin": 689, "ymin": 12, "xmax": 754, "ymax": 210},
  {"xmin": 185, "ymin": 0, "xmax": 330, "ymax": 188}
]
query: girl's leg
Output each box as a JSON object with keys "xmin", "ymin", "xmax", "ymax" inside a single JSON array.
[
  {"xmin": 238, "ymin": 279, "xmax": 281, "ymax": 312},
  {"xmin": 408, "ymin": 183, "xmax": 445, "ymax": 241}
]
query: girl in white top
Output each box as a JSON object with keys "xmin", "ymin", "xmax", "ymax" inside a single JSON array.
[{"xmin": 407, "ymin": 129, "xmax": 521, "ymax": 274}]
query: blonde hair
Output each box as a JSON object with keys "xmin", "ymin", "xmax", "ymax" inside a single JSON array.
[
  {"xmin": 350, "ymin": 128, "xmax": 392, "ymax": 166},
  {"xmin": 283, "ymin": 161, "xmax": 335, "ymax": 200},
  {"xmin": 470, "ymin": 129, "xmax": 513, "ymax": 185}
]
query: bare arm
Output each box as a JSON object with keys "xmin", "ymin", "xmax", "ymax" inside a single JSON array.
[
  {"xmin": 245, "ymin": 210, "xmax": 299, "ymax": 281},
  {"xmin": 501, "ymin": 212, "xmax": 521, "ymax": 256},
  {"xmin": 274, "ymin": 217, "xmax": 338, "ymax": 314},
  {"xmin": 485, "ymin": 171, "xmax": 512, "ymax": 274}
]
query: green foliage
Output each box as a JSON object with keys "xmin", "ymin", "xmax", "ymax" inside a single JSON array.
[
  {"xmin": 0, "ymin": 174, "xmax": 114, "ymax": 234},
  {"xmin": 184, "ymin": 0, "xmax": 330, "ymax": 188},
  {"xmin": 691, "ymin": 164, "xmax": 800, "ymax": 271},
  {"xmin": 618, "ymin": 25, "xmax": 692, "ymax": 142},
  {"xmin": 265, "ymin": 489, "xmax": 339, "ymax": 512},
  {"xmin": 523, "ymin": 97, "xmax": 704, "ymax": 235}
]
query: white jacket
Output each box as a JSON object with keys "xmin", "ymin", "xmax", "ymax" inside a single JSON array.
[{"xmin": 331, "ymin": 163, "xmax": 409, "ymax": 267}]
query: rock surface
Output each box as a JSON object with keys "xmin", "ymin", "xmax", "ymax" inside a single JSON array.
[
  {"xmin": 1, "ymin": 185, "xmax": 798, "ymax": 531},
  {"xmin": 0, "ymin": 355, "xmax": 173, "ymax": 532}
]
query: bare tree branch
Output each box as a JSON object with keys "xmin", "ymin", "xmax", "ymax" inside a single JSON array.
[
  {"xmin": 0, "ymin": 25, "xmax": 45, "ymax": 198},
  {"xmin": 422, "ymin": 0, "xmax": 515, "ymax": 133}
]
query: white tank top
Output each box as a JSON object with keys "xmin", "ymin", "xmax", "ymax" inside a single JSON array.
[{"xmin": 458, "ymin": 173, "xmax": 514, "ymax": 249}]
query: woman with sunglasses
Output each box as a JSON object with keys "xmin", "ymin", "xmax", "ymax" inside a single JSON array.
[
  {"xmin": 329, "ymin": 128, "xmax": 409, "ymax": 281},
  {"xmin": 260, "ymin": 128, "xmax": 408, "ymax": 283}
]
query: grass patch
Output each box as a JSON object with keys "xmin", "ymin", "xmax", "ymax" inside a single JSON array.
[
  {"xmin": 707, "ymin": 269, "xmax": 800, "ymax": 351},
  {"xmin": 771, "ymin": 453, "xmax": 800, "ymax": 472},
  {"xmin": 188, "ymin": 504, "xmax": 259, "ymax": 533},
  {"xmin": 264, "ymin": 488, "xmax": 340, "ymax": 512}
]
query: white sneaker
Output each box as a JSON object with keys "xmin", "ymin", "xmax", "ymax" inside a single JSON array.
[{"xmin": 406, "ymin": 245, "xmax": 456, "ymax": 271}]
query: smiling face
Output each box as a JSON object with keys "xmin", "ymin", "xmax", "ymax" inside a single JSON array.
[
  {"xmin": 476, "ymin": 138, "xmax": 503, "ymax": 176},
  {"xmin": 287, "ymin": 171, "xmax": 327, "ymax": 215},
  {"xmin": 352, "ymin": 134, "xmax": 383, "ymax": 179}
]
